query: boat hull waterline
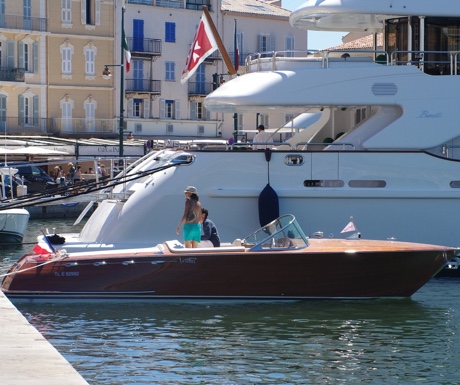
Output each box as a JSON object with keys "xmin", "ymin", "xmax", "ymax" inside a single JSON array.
[
  {"xmin": 0, "ymin": 208, "xmax": 30, "ymax": 244},
  {"xmin": 2, "ymin": 238, "xmax": 452, "ymax": 302}
]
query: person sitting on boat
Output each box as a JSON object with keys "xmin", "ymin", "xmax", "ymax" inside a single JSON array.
[
  {"xmin": 176, "ymin": 186, "xmax": 203, "ymax": 248},
  {"xmin": 200, "ymin": 208, "xmax": 220, "ymax": 247},
  {"xmin": 252, "ymin": 124, "xmax": 273, "ymax": 150}
]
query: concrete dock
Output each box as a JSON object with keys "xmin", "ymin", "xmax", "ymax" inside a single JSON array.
[{"xmin": 0, "ymin": 291, "xmax": 89, "ymax": 385}]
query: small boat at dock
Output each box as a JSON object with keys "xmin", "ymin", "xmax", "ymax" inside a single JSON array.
[
  {"xmin": 1, "ymin": 215, "xmax": 454, "ymax": 302},
  {"xmin": 0, "ymin": 167, "xmax": 29, "ymax": 244}
]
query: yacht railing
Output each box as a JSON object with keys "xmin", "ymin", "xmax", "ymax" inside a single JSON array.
[
  {"xmin": 323, "ymin": 49, "xmax": 389, "ymax": 68},
  {"xmin": 246, "ymin": 49, "xmax": 459, "ymax": 75},
  {"xmin": 294, "ymin": 142, "xmax": 355, "ymax": 150},
  {"xmin": 390, "ymin": 50, "xmax": 455, "ymax": 75}
]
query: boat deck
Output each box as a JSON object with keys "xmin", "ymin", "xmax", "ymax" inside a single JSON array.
[{"xmin": 0, "ymin": 291, "xmax": 89, "ymax": 384}]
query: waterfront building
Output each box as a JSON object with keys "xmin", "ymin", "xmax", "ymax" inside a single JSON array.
[
  {"xmin": 1, "ymin": 0, "xmax": 116, "ymax": 137},
  {"xmin": 123, "ymin": 0, "xmax": 307, "ymax": 141},
  {"xmin": 0, "ymin": 0, "xmax": 306, "ymax": 141}
]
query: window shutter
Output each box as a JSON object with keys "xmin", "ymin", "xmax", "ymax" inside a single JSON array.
[
  {"xmin": 143, "ymin": 99, "xmax": 150, "ymax": 119},
  {"xmin": 127, "ymin": 99, "xmax": 133, "ymax": 118},
  {"xmin": 61, "ymin": 0, "xmax": 67, "ymax": 22},
  {"xmin": 81, "ymin": 0, "xmax": 86, "ymax": 25},
  {"xmin": 33, "ymin": 95, "xmax": 39, "ymax": 125},
  {"xmin": 95, "ymin": 0, "xmax": 101, "ymax": 26},
  {"xmin": 18, "ymin": 95, "xmax": 24, "ymax": 126},
  {"xmin": 33, "ymin": 42, "xmax": 38, "ymax": 73},
  {"xmin": 175, "ymin": 100, "xmax": 180, "ymax": 120},
  {"xmin": 190, "ymin": 101, "xmax": 196, "ymax": 120},
  {"xmin": 0, "ymin": 95, "xmax": 6, "ymax": 129},
  {"xmin": 18, "ymin": 41, "xmax": 24, "ymax": 69},
  {"xmin": 270, "ymin": 35, "xmax": 276, "ymax": 51},
  {"xmin": 160, "ymin": 99, "xmax": 165, "ymax": 119},
  {"xmin": 7, "ymin": 40, "xmax": 14, "ymax": 68}
]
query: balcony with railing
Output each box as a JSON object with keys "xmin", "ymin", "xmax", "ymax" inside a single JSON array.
[
  {"xmin": 0, "ymin": 67, "xmax": 25, "ymax": 82},
  {"xmin": 128, "ymin": 0, "xmax": 153, "ymax": 5},
  {"xmin": 0, "ymin": 14, "xmax": 47, "ymax": 32},
  {"xmin": 188, "ymin": 82, "xmax": 213, "ymax": 96},
  {"xmin": 127, "ymin": 37, "xmax": 162, "ymax": 57},
  {"xmin": 156, "ymin": 0, "xmax": 183, "ymax": 8},
  {"xmin": 0, "ymin": 117, "xmax": 117, "ymax": 136},
  {"xmin": 204, "ymin": 50, "xmax": 222, "ymax": 63},
  {"xmin": 186, "ymin": 0, "xmax": 212, "ymax": 11},
  {"xmin": 48, "ymin": 118, "xmax": 119, "ymax": 136},
  {"xmin": 125, "ymin": 79, "xmax": 161, "ymax": 95},
  {"xmin": 128, "ymin": 0, "xmax": 212, "ymax": 11}
]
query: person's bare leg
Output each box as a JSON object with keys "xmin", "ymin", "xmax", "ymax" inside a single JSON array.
[{"xmin": 185, "ymin": 240, "xmax": 192, "ymax": 248}]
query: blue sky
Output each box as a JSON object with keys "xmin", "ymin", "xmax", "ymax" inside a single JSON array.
[{"xmin": 283, "ymin": 0, "xmax": 346, "ymax": 50}]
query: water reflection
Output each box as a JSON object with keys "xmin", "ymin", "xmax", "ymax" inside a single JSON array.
[{"xmin": 18, "ymin": 284, "xmax": 460, "ymax": 385}]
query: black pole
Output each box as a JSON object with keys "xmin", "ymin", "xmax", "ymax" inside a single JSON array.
[{"xmin": 119, "ymin": 6, "xmax": 125, "ymax": 162}]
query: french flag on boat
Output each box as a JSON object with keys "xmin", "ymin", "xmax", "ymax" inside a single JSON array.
[
  {"xmin": 33, "ymin": 231, "xmax": 56, "ymax": 254},
  {"xmin": 33, "ymin": 243, "xmax": 52, "ymax": 255}
]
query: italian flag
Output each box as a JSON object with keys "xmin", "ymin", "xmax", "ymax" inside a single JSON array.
[{"xmin": 123, "ymin": 28, "xmax": 131, "ymax": 73}]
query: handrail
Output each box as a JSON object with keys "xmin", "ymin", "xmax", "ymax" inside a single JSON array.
[
  {"xmin": 323, "ymin": 49, "xmax": 388, "ymax": 68},
  {"xmin": 390, "ymin": 50, "xmax": 455, "ymax": 75},
  {"xmin": 245, "ymin": 48, "xmax": 459, "ymax": 75},
  {"xmin": 295, "ymin": 142, "xmax": 355, "ymax": 150}
]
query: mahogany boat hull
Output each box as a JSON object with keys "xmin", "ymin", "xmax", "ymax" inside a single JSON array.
[{"xmin": 1, "ymin": 239, "xmax": 453, "ymax": 302}]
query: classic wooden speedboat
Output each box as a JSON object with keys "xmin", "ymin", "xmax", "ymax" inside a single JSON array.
[{"xmin": 1, "ymin": 215, "xmax": 454, "ymax": 302}]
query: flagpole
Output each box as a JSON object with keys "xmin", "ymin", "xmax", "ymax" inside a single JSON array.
[
  {"xmin": 202, "ymin": 5, "xmax": 237, "ymax": 77},
  {"xmin": 233, "ymin": 18, "xmax": 238, "ymax": 142},
  {"xmin": 119, "ymin": 4, "xmax": 125, "ymax": 160}
]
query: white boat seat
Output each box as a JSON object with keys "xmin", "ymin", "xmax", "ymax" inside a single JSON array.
[{"xmin": 165, "ymin": 240, "xmax": 245, "ymax": 253}]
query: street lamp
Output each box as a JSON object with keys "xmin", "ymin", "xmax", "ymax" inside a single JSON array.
[{"xmin": 102, "ymin": 6, "xmax": 125, "ymax": 163}]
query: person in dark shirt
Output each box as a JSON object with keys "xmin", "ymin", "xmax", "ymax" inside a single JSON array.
[{"xmin": 200, "ymin": 208, "xmax": 220, "ymax": 247}]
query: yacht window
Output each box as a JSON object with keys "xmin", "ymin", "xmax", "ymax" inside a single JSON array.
[
  {"xmin": 449, "ymin": 181, "xmax": 460, "ymax": 188},
  {"xmin": 284, "ymin": 155, "xmax": 304, "ymax": 166},
  {"xmin": 348, "ymin": 180, "xmax": 386, "ymax": 188},
  {"xmin": 304, "ymin": 180, "xmax": 344, "ymax": 187}
]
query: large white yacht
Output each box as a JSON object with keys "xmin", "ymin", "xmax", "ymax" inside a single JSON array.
[{"xmin": 33, "ymin": 0, "xmax": 460, "ymax": 252}]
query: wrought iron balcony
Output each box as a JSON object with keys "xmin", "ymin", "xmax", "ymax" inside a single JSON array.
[
  {"xmin": 204, "ymin": 50, "xmax": 222, "ymax": 63},
  {"xmin": 186, "ymin": 0, "xmax": 212, "ymax": 11},
  {"xmin": 125, "ymin": 79, "xmax": 161, "ymax": 94},
  {"xmin": 127, "ymin": 38, "xmax": 162, "ymax": 57},
  {"xmin": 0, "ymin": 67, "xmax": 25, "ymax": 82},
  {"xmin": 188, "ymin": 82, "xmax": 213, "ymax": 96},
  {"xmin": 0, "ymin": 14, "xmax": 47, "ymax": 32}
]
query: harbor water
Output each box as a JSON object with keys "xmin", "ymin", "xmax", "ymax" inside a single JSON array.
[{"xmin": 1, "ymin": 218, "xmax": 460, "ymax": 384}]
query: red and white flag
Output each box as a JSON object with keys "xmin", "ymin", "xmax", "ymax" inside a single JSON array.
[
  {"xmin": 181, "ymin": 13, "xmax": 218, "ymax": 84},
  {"xmin": 341, "ymin": 220, "xmax": 356, "ymax": 233}
]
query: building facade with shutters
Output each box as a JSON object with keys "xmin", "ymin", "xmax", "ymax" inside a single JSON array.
[
  {"xmin": 0, "ymin": 0, "xmax": 116, "ymax": 137},
  {"xmin": 119, "ymin": 0, "xmax": 307, "ymax": 141},
  {"xmin": 1, "ymin": 0, "xmax": 306, "ymax": 141}
]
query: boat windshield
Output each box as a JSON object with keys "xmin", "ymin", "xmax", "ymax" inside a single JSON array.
[{"xmin": 242, "ymin": 214, "xmax": 309, "ymax": 251}]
